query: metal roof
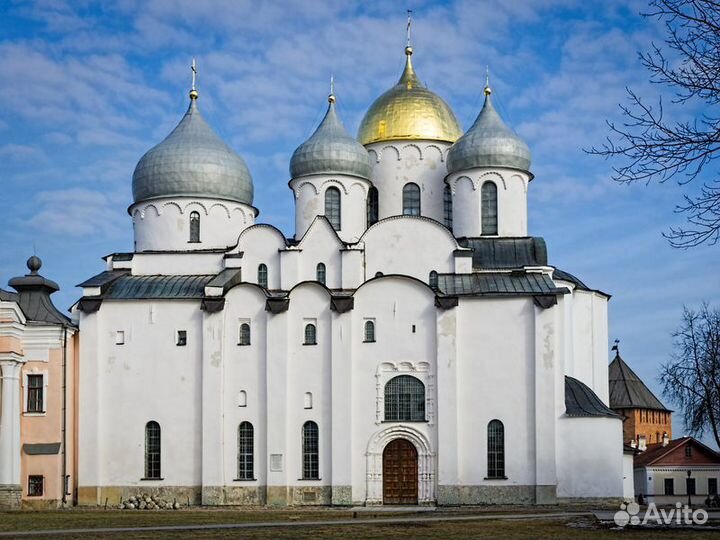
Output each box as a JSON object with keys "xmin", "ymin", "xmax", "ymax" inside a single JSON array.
[
  {"xmin": 609, "ymin": 353, "xmax": 670, "ymax": 411},
  {"xmin": 457, "ymin": 237, "xmax": 547, "ymax": 269},
  {"xmin": 290, "ymin": 99, "xmax": 371, "ymax": 180},
  {"xmin": 7, "ymin": 257, "xmax": 71, "ymax": 326},
  {"xmin": 552, "ymin": 268, "xmax": 590, "ymax": 291},
  {"xmin": 132, "ymin": 97, "xmax": 253, "ymax": 205},
  {"xmin": 77, "ymin": 270, "xmax": 128, "ymax": 289},
  {"xmin": 565, "ymin": 376, "xmax": 621, "ymax": 418},
  {"xmin": 447, "ymin": 92, "xmax": 531, "ymax": 174},
  {"xmin": 103, "ymin": 275, "xmax": 214, "ymax": 300},
  {"xmin": 437, "ymin": 272, "xmax": 566, "ymax": 297},
  {"xmin": 0, "ymin": 288, "xmax": 18, "ymax": 302}
]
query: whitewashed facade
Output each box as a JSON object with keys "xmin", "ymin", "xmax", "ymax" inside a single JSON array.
[{"xmin": 75, "ymin": 49, "xmax": 624, "ymax": 506}]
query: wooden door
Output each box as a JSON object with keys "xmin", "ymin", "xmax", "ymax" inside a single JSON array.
[{"xmin": 383, "ymin": 438, "xmax": 418, "ymax": 505}]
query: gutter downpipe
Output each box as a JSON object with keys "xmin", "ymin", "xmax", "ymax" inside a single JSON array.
[{"xmin": 61, "ymin": 324, "xmax": 68, "ymax": 506}]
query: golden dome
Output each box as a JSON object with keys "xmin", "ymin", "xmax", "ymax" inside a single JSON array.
[{"xmin": 358, "ymin": 49, "xmax": 462, "ymax": 145}]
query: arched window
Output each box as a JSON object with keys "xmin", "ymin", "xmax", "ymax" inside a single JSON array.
[
  {"xmin": 429, "ymin": 270, "xmax": 438, "ymax": 289},
  {"xmin": 239, "ymin": 323, "xmax": 251, "ymax": 346},
  {"xmin": 304, "ymin": 392, "xmax": 313, "ymax": 409},
  {"xmin": 302, "ymin": 421, "xmax": 319, "ymax": 479},
  {"xmin": 487, "ymin": 419, "xmax": 505, "ymax": 478},
  {"xmin": 443, "ymin": 184, "xmax": 453, "ymax": 229},
  {"xmin": 189, "ymin": 211, "xmax": 200, "ymax": 243},
  {"xmin": 481, "ymin": 181, "xmax": 498, "ymax": 235},
  {"xmin": 374, "ymin": 272, "xmax": 383, "ymax": 278},
  {"xmin": 238, "ymin": 390, "xmax": 247, "ymax": 407},
  {"xmin": 367, "ymin": 186, "xmax": 379, "ymax": 226},
  {"xmin": 384, "ymin": 375, "xmax": 425, "ymax": 421},
  {"xmin": 304, "ymin": 323, "xmax": 316, "ymax": 345},
  {"xmin": 364, "ymin": 320, "xmax": 375, "ymax": 342},
  {"xmin": 237, "ymin": 422, "xmax": 254, "ymax": 480},
  {"xmin": 325, "ymin": 187, "xmax": 341, "ymax": 230},
  {"xmin": 316, "ymin": 263, "xmax": 326, "ymax": 285},
  {"xmin": 257, "ymin": 264, "xmax": 268, "ymax": 289},
  {"xmin": 402, "ymin": 183, "xmax": 421, "ymax": 216},
  {"xmin": 144, "ymin": 421, "xmax": 161, "ymax": 479}
]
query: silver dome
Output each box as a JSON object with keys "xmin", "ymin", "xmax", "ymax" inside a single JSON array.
[
  {"xmin": 132, "ymin": 98, "xmax": 253, "ymax": 205},
  {"xmin": 446, "ymin": 93, "xmax": 531, "ymax": 174},
  {"xmin": 290, "ymin": 99, "xmax": 371, "ymax": 180}
]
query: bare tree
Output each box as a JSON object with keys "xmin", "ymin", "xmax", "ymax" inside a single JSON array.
[
  {"xmin": 660, "ymin": 304, "xmax": 720, "ymax": 448},
  {"xmin": 588, "ymin": 0, "xmax": 720, "ymax": 248}
]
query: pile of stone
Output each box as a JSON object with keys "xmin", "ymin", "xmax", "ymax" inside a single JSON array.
[{"xmin": 118, "ymin": 494, "xmax": 181, "ymax": 510}]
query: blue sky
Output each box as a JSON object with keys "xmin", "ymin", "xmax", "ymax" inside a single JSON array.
[{"xmin": 1, "ymin": 0, "xmax": 718, "ymax": 444}]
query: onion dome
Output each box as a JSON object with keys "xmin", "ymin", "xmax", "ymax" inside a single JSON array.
[
  {"xmin": 132, "ymin": 91, "xmax": 253, "ymax": 205},
  {"xmin": 290, "ymin": 92, "xmax": 371, "ymax": 180},
  {"xmin": 446, "ymin": 85, "xmax": 531, "ymax": 174},
  {"xmin": 357, "ymin": 47, "xmax": 462, "ymax": 145}
]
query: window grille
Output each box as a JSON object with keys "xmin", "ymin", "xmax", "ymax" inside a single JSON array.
[
  {"xmin": 364, "ymin": 320, "xmax": 375, "ymax": 342},
  {"xmin": 237, "ymin": 422, "xmax": 254, "ymax": 480},
  {"xmin": 304, "ymin": 324, "xmax": 317, "ymax": 345},
  {"xmin": 28, "ymin": 475, "xmax": 43, "ymax": 496},
  {"xmin": 487, "ymin": 419, "xmax": 505, "ymax": 478},
  {"xmin": 367, "ymin": 187, "xmax": 379, "ymax": 226},
  {"xmin": 685, "ymin": 446, "xmax": 693, "ymax": 458},
  {"xmin": 402, "ymin": 183, "xmax": 421, "ymax": 216},
  {"xmin": 145, "ymin": 421, "xmax": 161, "ymax": 479},
  {"xmin": 443, "ymin": 184, "xmax": 453, "ymax": 229},
  {"xmin": 239, "ymin": 323, "xmax": 251, "ymax": 346},
  {"xmin": 27, "ymin": 374, "xmax": 44, "ymax": 413},
  {"xmin": 316, "ymin": 263, "xmax": 326, "ymax": 285},
  {"xmin": 325, "ymin": 187, "xmax": 341, "ymax": 230},
  {"xmin": 258, "ymin": 264, "xmax": 268, "ymax": 289},
  {"xmin": 384, "ymin": 375, "xmax": 425, "ymax": 421},
  {"xmin": 429, "ymin": 271, "xmax": 438, "ymax": 289},
  {"xmin": 189, "ymin": 211, "xmax": 200, "ymax": 242},
  {"xmin": 302, "ymin": 421, "xmax": 319, "ymax": 479},
  {"xmin": 481, "ymin": 181, "xmax": 498, "ymax": 235}
]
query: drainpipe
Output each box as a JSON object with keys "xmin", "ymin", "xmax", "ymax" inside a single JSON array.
[{"xmin": 61, "ymin": 325, "xmax": 68, "ymax": 506}]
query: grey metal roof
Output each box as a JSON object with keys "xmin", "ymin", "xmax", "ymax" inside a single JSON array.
[
  {"xmin": 447, "ymin": 93, "xmax": 531, "ymax": 174},
  {"xmin": 8, "ymin": 258, "xmax": 71, "ymax": 326},
  {"xmin": 565, "ymin": 376, "xmax": 621, "ymax": 418},
  {"xmin": 206, "ymin": 269, "xmax": 243, "ymax": 294},
  {"xmin": 552, "ymin": 268, "xmax": 590, "ymax": 291},
  {"xmin": 132, "ymin": 97, "xmax": 253, "ymax": 205},
  {"xmin": 436, "ymin": 272, "xmax": 567, "ymax": 296},
  {"xmin": 77, "ymin": 270, "xmax": 128, "ymax": 289},
  {"xmin": 290, "ymin": 99, "xmax": 371, "ymax": 180},
  {"xmin": 0, "ymin": 288, "xmax": 18, "ymax": 302},
  {"xmin": 103, "ymin": 275, "xmax": 214, "ymax": 300},
  {"xmin": 609, "ymin": 353, "xmax": 670, "ymax": 411},
  {"xmin": 457, "ymin": 237, "xmax": 548, "ymax": 269}
]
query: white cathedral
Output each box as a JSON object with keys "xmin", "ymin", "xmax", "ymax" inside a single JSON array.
[{"xmin": 74, "ymin": 44, "xmax": 625, "ymax": 507}]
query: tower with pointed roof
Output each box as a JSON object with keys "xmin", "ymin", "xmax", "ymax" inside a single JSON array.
[{"xmin": 609, "ymin": 348, "xmax": 672, "ymax": 446}]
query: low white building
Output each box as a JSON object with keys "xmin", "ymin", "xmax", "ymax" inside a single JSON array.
[{"xmin": 75, "ymin": 45, "xmax": 624, "ymax": 506}]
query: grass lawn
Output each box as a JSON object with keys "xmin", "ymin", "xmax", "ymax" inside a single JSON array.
[{"xmin": 0, "ymin": 509, "xmax": 718, "ymax": 539}]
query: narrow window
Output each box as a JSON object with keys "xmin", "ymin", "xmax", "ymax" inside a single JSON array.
[
  {"xmin": 664, "ymin": 478, "xmax": 674, "ymax": 495},
  {"xmin": 28, "ymin": 475, "xmax": 43, "ymax": 497},
  {"xmin": 429, "ymin": 270, "xmax": 438, "ymax": 289},
  {"xmin": 304, "ymin": 392, "xmax": 313, "ymax": 409},
  {"xmin": 189, "ymin": 211, "xmax": 200, "ymax": 243},
  {"xmin": 239, "ymin": 323, "xmax": 251, "ymax": 346},
  {"xmin": 304, "ymin": 324, "xmax": 317, "ymax": 345},
  {"xmin": 402, "ymin": 182, "xmax": 421, "ymax": 216},
  {"xmin": 27, "ymin": 374, "xmax": 44, "ymax": 413},
  {"xmin": 238, "ymin": 390, "xmax": 247, "ymax": 407},
  {"xmin": 115, "ymin": 331, "xmax": 125, "ymax": 345},
  {"xmin": 481, "ymin": 181, "xmax": 498, "ymax": 235},
  {"xmin": 302, "ymin": 421, "xmax": 319, "ymax": 480},
  {"xmin": 384, "ymin": 375, "xmax": 425, "ymax": 421},
  {"xmin": 176, "ymin": 330, "xmax": 187, "ymax": 346},
  {"xmin": 709, "ymin": 478, "xmax": 718, "ymax": 495},
  {"xmin": 364, "ymin": 320, "xmax": 375, "ymax": 343},
  {"xmin": 325, "ymin": 187, "xmax": 341, "ymax": 230},
  {"xmin": 257, "ymin": 264, "xmax": 268, "ymax": 289},
  {"xmin": 367, "ymin": 186, "xmax": 379, "ymax": 226},
  {"xmin": 237, "ymin": 422, "xmax": 254, "ymax": 480},
  {"xmin": 487, "ymin": 419, "xmax": 505, "ymax": 479},
  {"xmin": 443, "ymin": 184, "xmax": 453, "ymax": 229},
  {"xmin": 685, "ymin": 446, "xmax": 693, "ymax": 458},
  {"xmin": 316, "ymin": 263, "xmax": 326, "ymax": 285},
  {"xmin": 687, "ymin": 477, "xmax": 696, "ymax": 495},
  {"xmin": 144, "ymin": 421, "xmax": 161, "ymax": 479}
]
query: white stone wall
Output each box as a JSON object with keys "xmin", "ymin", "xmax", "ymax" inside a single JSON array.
[
  {"xmin": 366, "ymin": 140, "xmax": 451, "ymax": 224},
  {"xmin": 131, "ymin": 197, "xmax": 256, "ymax": 252}
]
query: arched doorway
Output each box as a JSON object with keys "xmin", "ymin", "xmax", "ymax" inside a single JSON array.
[{"xmin": 382, "ymin": 438, "xmax": 418, "ymax": 504}]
